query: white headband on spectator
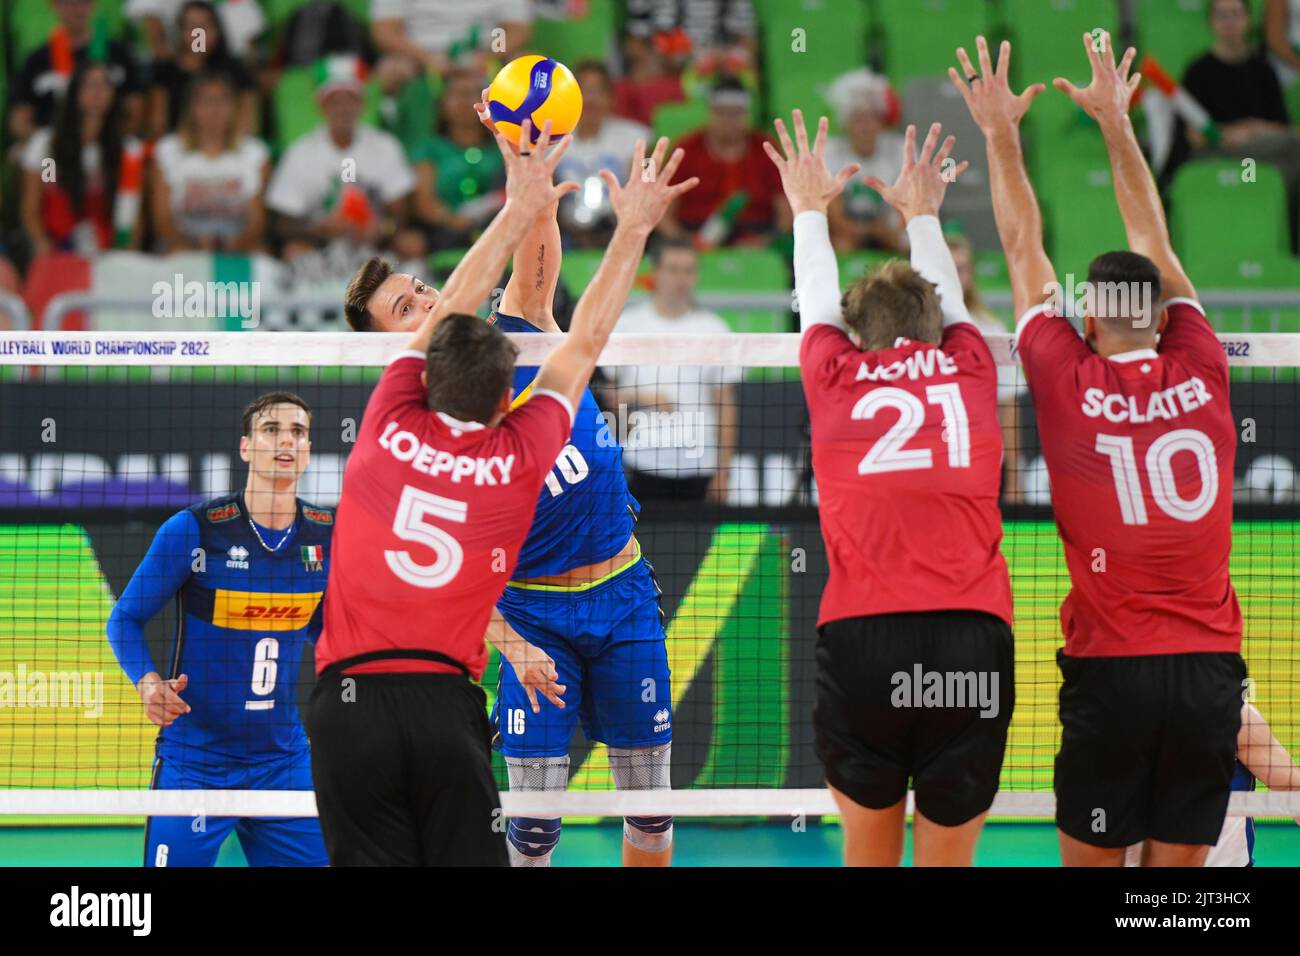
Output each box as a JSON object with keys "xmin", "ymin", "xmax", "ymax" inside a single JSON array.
[{"xmin": 710, "ymin": 89, "xmax": 752, "ymax": 109}]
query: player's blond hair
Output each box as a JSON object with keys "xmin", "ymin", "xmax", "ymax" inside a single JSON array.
[{"xmin": 840, "ymin": 260, "xmax": 942, "ymax": 350}]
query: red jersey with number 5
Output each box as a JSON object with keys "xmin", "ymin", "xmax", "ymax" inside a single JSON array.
[
  {"xmin": 1016, "ymin": 298, "xmax": 1241, "ymax": 657},
  {"xmin": 801, "ymin": 322, "xmax": 1012, "ymax": 629},
  {"xmin": 316, "ymin": 350, "xmax": 574, "ymax": 678}
]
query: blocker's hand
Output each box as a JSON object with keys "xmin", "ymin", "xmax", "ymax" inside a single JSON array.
[
  {"xmin": 762, "ymin": 110, "xmax": 860, "ymax": 217},
  {"xmin": 1053, "ymin": 30, "xmax": 1141, "ymax": 125},
  {"xmin": 495, "ymin": 117, "xmax": 580, "ymax": 222},
  {"xmin": 948, "ymin": 36, "xmax": 1046, "ymax": 134},
  {"xmin": 602, "ymin": 136, "xmax": 699, "ymax": 235},
  {"xmin": 864, "ymin": 122, "xmax": 968, "ymax": 224},
  {"xmin": 137, "ymin": 672, "xmax": 191, "ymax": 728}
]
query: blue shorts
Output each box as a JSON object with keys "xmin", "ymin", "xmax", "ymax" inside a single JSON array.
[
  {"xmin": 493, "ymin": 556, "xmax": 672, "ymax": 758},
  {"xmin": 144, "ymin": 746, "xmax": 327, "ymax": 867}
]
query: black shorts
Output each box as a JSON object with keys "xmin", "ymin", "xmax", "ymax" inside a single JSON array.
[
  {"xmin": 1055, "ymin": 650, "xmax": 1245, "ymax": 849},
  {"xmin": 814, "ymin": 610, "xmax": 1015, "ymax": 827},
  {"xmin": 307, "ymin": 672, "xmax": 508, "ymax": 866}
]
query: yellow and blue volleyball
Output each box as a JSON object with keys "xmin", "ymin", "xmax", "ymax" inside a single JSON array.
[{"xmin": 487, "ymin": 55, "xmax": 583, "ymax": 146}]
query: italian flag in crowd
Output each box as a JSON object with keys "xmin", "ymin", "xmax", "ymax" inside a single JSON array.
[{"xmin": 1138, "ymin": 54, "xmax": 1221, "ymax": 173}]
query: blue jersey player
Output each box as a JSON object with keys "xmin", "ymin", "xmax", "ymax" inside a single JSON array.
[
  {"xmin": 341, "ymin": 120, "xmax": 693, "ymax": 868},
  {"xmin": 107, "ymin": 392, "xmax": 330, "ymax": 867}
]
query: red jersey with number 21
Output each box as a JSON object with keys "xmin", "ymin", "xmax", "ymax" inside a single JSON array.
[
  {"xmin": 1016, "ymin": 298, "xmax": 1241, "ymax": 657},
  {"xmin": 801, "ymin": 322, "xmax": 1013, "ymax": 629},
  {"xmin": 317, "ymin": 351, "xmax": 573, "ymax": 679}
]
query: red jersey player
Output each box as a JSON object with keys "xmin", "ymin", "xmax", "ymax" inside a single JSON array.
[
  {"xmin": 952, "ymin": 34, "xmax": 1245, "ymax": 866},
  {"xmin": 766, "ymin": 111, "xmax": 1014, "ymax": 866},
  {"xmin": 308, "ymin": 123, "xmax": 699, "ymax": 866}
]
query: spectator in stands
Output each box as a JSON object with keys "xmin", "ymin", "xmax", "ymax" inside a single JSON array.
[
  {"xmin": 150, "ymin": 71, "xmax": 270, "ymax": 253},
  {"xmin": 21, "ymin": 62, "xmax": 145, "ymax": 258},
  {"xmin": 947, "ymin": 234, "xmax": 1026, "ymax": 504},
  {"xmin": 658, "ymin": 76, "xmax": 788, "ymax": 247},
  {"xmin": 1265, "ymin": 0, "xmax": 1300, "ymax": 85},
  {"xmin": 147, "ymin": 0, "xmax": 259, "ymax": 139},
  {"xmin": 625, "ymin": 0, "xmax": 758, "ymax": 69},
  {"xmin": 9, "ymin": 0, "xmax": 145, "ymax": 144},
  {"xmin": 609, "ymin": 238, "xmax": 742, "ymax": 503},
  {"xmin": 555, "ymin": 60, "xmax": 652, "ymax": 247},
  {"xmin": 1180, "ymin": 0, "xmax": 1300, "ymax": 244},
  {"xmin": 616, "ymin": 5, "xmax": 688, "ymax": 125},
  {"xmin": 369, "ymin": 0, "xmax": 532, "ymax": 78},
  {"xmin": 408, "ymin": 68, "xmax": 505, "ymax": 251},
  {"xmin": 264, "ymin": 55, "xmax": 416, "ymax": 272},
  {"xmin": 127, "ymin": 0, "xmax": 265, "ymax": 63},
  {"xmin": 824, "ymin": 69, "xmax": 907, "ymax": 253}
]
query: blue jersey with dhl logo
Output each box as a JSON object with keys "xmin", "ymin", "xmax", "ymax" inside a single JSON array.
[
  {"xmin": 491, "ymin": 312, "xmax": 639, "ymax": 576},
  {"xmin": 106, "ymin": 492, "xmax": 331, "ymax": 762}
]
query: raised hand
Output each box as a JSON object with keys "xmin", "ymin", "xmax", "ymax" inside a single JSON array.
[
  {"xmin": 1053, "ymin": 31, "xmax": 1141, "ymax": 125},
  {"xmin": 948, "ymin": 37, "xmax": 1046, "ymax": 134},
  {"xmin": 864, "ymin": 122, "xmax": 969, "ymax": 224},
  {"xmin": 762, "ymin": 110, "xmax": 860, "ymax": 216},
  {"xmin": 601, "ymin": 136, "xmax": 700, "ymax": 236},
  {"xmin": 493, "ymin": 118, "xmax": 580, "ymax": 220}
]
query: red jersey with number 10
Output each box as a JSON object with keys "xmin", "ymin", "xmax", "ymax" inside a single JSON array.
[
  {"xmin": 1016, "ymin": 298, "xmax": 1241, "ymax": 657},
  {"xmin": 316, "ymin": 351, "xmax": 574, "ymax": 679},
  {"xmin": 801, "ymin": 322, "xmax": 1013, "ymax": 629}
]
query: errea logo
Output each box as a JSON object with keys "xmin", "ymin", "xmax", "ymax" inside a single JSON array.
[
  {"xmin": 227, "ymin": 546, "xmax": 250, "ymax": 569},
  {"xmin": 653, "ymin": 708, "xmax": 671, "ymax": 732}
]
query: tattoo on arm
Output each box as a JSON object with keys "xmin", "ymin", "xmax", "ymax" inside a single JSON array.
[{"xmin": 535, "ymin": 243, "xmax": 546, "ymax": 292}]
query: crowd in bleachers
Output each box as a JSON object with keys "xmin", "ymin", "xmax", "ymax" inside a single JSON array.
[{"xmin": 0, "ymin": 0, "xmax": 1298, "ymax": 330}]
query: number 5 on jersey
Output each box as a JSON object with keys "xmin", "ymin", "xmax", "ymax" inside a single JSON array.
[{"xmin": 385, "ymin": 485, "xmax": 468, "ymax": 588}]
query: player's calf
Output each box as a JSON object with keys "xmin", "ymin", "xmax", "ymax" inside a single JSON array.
[
  {"xmin": 505, "ymin": 754, "xmax": 569, "ymax": 867},
  {"xmin": 611, "ymin": 744, "xmax": 673, "ymax": 862}
]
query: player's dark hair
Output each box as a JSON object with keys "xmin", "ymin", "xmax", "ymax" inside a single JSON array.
[
  {"xmin": 343, "ymin": 256, "xmax": 392, "ymax": 331},
  {"xmin": 425, "ymin": 313, "xmax": 519, "ymax": 423},
  {"xmin": 1086, "ymin": 250, "xmax": 1162, "ymax": 331},
  {"xmin": 242, "ymin": 392, "xmax": 312, "ymax": 436},
  {"xmin": 840, "ymin": 260, "xmax": 943, "ymax": 350},
  {"xmin": 650, "ymin": 237, "xmax": 697, "ymax": 267}
]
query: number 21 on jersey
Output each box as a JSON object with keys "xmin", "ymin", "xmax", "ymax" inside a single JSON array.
[{"xmin": 853, "ymin": 384, "xmax": 971, "ymax": 474}]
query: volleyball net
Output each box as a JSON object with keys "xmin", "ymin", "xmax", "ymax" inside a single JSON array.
[{"xmin": 0, "ymin": 329, "xmax": 1298, "ymax": 823}]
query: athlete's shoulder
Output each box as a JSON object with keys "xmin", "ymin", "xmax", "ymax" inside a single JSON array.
[{"xmin": 191, "ymin": 493, "xmax": 243, "ymax": 527}]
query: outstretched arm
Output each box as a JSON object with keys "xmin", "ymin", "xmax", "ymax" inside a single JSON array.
[
  {"xmin": 1238, "ymin": 703, "xmax": 1300, "ymax": 797},
  {"xmin": 950, "ymin": 37, "xmax": 1055, "ymax": 322},
  {"xmin": 533, "ymin": 138, "xmax": 699, "ymax": 412},
  {"xmin": 404, "ymin": 120, "xmax": 579, "ymax": 355},
  {"xmin": 1055, "ymin": 31, "xmax": 1195, "ymax": 302}
]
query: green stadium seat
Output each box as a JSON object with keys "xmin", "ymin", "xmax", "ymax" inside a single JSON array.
[
  {"xmin": 1134, "ymin": 0, "xmax": 1214, "ymax": 78},
  {"xmin": 1035, "ymin": 133, "xmax": 1127, "ymax": 278},
  {"xmin": 756, "ymin": 0, "xmax": 870, "ymax": 130},
  {"xmin": 1169, "ymin": 159, "xmax": 1290, "ymax": 268},
  {"xmin": 838, "ymin": 250, "xmax": 897, "ymax": 282},
  {"xmin": 559, "ymin": 249, "xmax": 609, "ymax": 295},
  {"xmin": 1000, "ymin": 0, "xmax": 1118, "ymax": 93},
  {"xmin": 1287, "ymin": 81, "xmax": 1300, "ymax": 127},
  {"xmin": 876, "ymin": 0, "xmax": 991, "ymax": 88},
  {"xmin": 528, "ymin": 0, "xmax": 616, "ymax": 66},
  {"xmin": 651, "ymin": 99, "xmax": 709, "ymax": 146},
  {"xmin": 695, "ymin": 247, "xmax": 790, "ymax": 333},
  {"xmin": 974, "ymin": 251, "xmax": 1012, "ymax": 291},
  {"xmin": 429, "ymin": 248, "xmax": 467, "ymax": 279}
]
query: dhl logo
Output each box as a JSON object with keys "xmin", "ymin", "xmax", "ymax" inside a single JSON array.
[{"xmin": 212, "ymin": 590, "xmax": 323, "ymax": 631}]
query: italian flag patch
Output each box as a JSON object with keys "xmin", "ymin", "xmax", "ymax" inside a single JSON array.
[{"xmin": 301, "ymin": 545, "xmax": 323, "ymax": 563}]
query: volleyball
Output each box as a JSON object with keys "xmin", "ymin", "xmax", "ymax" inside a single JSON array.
[{"xmin": 487, "ymin": 54, "xmax": 583, "ymax": 146}]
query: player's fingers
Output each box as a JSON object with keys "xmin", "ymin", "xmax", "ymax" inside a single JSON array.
[
  {"xmin": 172, "ymin": 674, "xmax": 188, "ymax": 692},
  {"xmin": 524, "ymin": 683, "xmax": 540, "ymax": 714},
  {"xmin": 901, "ymin": 123, "xmax": 917, "ymax": 168},
  {"xmin": 949, "ymin": 159, "xmax": 970, "ymax": 182},
  {"xmin": 917, "ymin": 122, "xmax": 942, "ymax": 167},
  {"xmin": 544, "ymin": 131, "xmax": 571, "ymax": 169},
  {"xmin": 552, "ymin": 180, "xmax": 581, "ymax": 200},
  {"xmin": 518, "ymin": 118, "xmax": 534, "ymax": 154},
  {"xmin": 947, "ymin": 67, "xmax": 974, "ymax": 105},
  {"xmin": 812, "ymin": 115, "xmax": 829, "ymax": 159},
  {"xmin": 996, "ymin": 39, "xmax": 1011, "ymax": 79},
  {"xmin": 1020, "ymin": 82, "xmax": 1047, "ymax": 106},
  {"xmin": 1100, "ymin": 30, "xmax": 1116, "ymax": 70},
  {"xmin": 649, "ymin": 135, "xmax": 671, "ymax": 175},
  {"xmin": 862, "ymin": 174, "xmax": 890, "ymax": 195},
  {"xmin": 1053, "ymin": 76, "xmax": 1079, "ymax": 97},
  {"xmin": 773, "ymin": 117, "xmax": 796, "ymax": 162},
  {"xmin": 761, "ymin": 139, "xmax": 787, "ymax": 172},
  {"xmin": 934, "ymin": 133, "xmax": 956, "ymax": 169},
  {"xmin": 535, "ymin": 118, "xmax": 555, "ymax": 155},
  {"xmin": 1118, "ymin": 45, "xmax": 1136, "ymax": 82},
  {"xmin": 1128, "ymin": 72, "xmax": 1141, "ymax": 97},
  {"xmin": 1083, "ymin": 31, "xmax": 1102, "ymax": 74},
  {"xmin": 666, "ymin": 176, "xmax": 700, "ymax": 199},
  {"xmin": 659, "ymin": 146, "xmax": 686, "ymax": 184},
  {"xmin": 628, "ymin": 138, "xmax": 646, "ymax": 181},
  {"xmin": 598, "ymin": 168, "xmax": 622, "ymax": 198},
  {"xmin": 831, "ymin": 162, "xmax": 861, "ymax": 192},
  {"xmin": 793, "ymin": 108, "xmax": 811, "ymax": 155},
  {"xmin": 975, "ymin": 35, "xmax": 994, "ymax": 80},
  {"xmin": 543, "ymin": 683, "xmax": 566, "ymax": 709},
  {"xmin": 956, "ymin": 47, "xmax": 978, "ymax": 84}
]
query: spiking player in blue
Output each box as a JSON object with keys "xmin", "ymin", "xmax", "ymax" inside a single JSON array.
[
  {"xmin": 341, "ymin": 114, "xmax": 691, "ymax": 868},
  {"xmin": 107, "ymin": 392, "xmax": 330, "ymax": 867}
]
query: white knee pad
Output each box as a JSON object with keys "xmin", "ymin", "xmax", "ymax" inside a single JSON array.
[
  {"xmin": 505, "ymin": 755, "xmax": 569, "ymax": 867},
  {"xmin": 609, "ymin": 745, "xmax": 673, "ymax": 853}
]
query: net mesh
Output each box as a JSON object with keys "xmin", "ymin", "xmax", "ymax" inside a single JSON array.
[{"xmin": 0, "ymin": 330, "xmax": 1298, "ymax": 822}]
